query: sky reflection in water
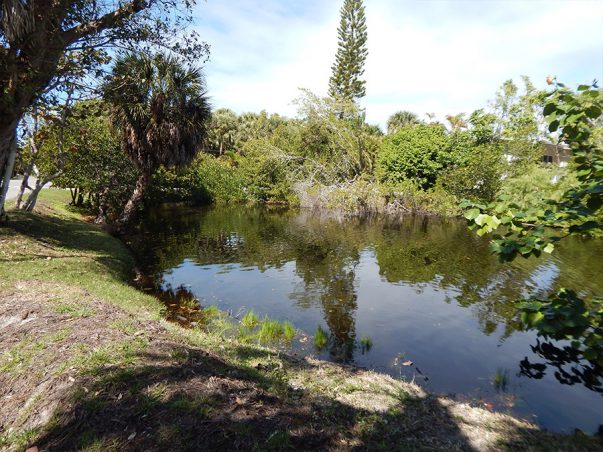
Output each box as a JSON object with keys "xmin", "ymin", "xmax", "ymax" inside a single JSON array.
[{"xmin": 131, "ymin": 205, "xmax": 603, "ymax": 434}]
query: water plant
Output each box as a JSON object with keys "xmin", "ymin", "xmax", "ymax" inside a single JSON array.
[
  {"xmin": 257, "ymin": 318, "xmax": 285, "ymax": 344},
  {"xmin": 359, "ymin": 336, "xmax": 373, "ymax": 354},
  {"xmin": 203, "ymin": 305, "xmax": 220, "ymax": 318},
  {"xmin": 283, "ymin": 321, "xmax": 296, "ymax": 342},
  {"xmin": 314, "ymin": 326, "xmax": 329, "ymax": 350},
  {"xmin": 241, "ymin": 309, "xmax": 260, "ymax": 329},
  {"xmin": 494, "ymin": 368, "xmax": 509, "ymax": 393}
]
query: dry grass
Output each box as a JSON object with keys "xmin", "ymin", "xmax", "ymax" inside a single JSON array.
[{"xmin": 0, "ymin": 190, "xmax": 599, "ymax": 451}]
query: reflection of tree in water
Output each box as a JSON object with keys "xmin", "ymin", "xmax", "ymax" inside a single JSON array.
[
  {"xmin": 372, "ymin": 216, "xmax": 536, "ymax": 338},
  {"xmin": 131, "ymin": 205, "xmax": 603, "ymax": 389},
  {"xmin": 519, "ymin": 339, "xmax": 602, "ymax": 394},
  {"xmin": 287, "ymin": 215, "xmax": 362, "ymax": 363}
]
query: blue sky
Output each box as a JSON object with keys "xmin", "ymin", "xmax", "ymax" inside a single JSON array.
[{"xmin": 192, "ymin": 0, "xmax": 603, "ymax": 127}]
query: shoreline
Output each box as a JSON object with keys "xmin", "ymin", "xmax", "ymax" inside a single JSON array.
[{"xmin": 0, "ymin": 190, "xmax": 599, "ymax": 451}]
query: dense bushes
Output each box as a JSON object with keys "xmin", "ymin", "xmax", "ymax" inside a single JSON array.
[
  {"xmin": 496, "ymin": 164, "xmax": 578, "ymax": 211},
  {"xmin": 377, "ymin": 124, "xmax": 450, "ymax": 189},
  {"xmin": 150, "ymin": 154, "xmax": 248, "ymax": 205},
  {"xmin": 51, "ymin": 78, "xmax": 593, "ymax": 221},
  {"xmin": 439, "ymin": 143, "xmax": 504, "ymax": 202},
  {"xmin": 45, "ymin": 101, "xmax": 138, "ymax": 220}
]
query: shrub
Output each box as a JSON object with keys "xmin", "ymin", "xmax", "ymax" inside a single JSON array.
[
  {"xmin": 150, "ymin": 154, "xmax": 248, "ymax": 205},
  {"xmin": 238, "ymin": 139, "xmax": 297, "ymax": 204},
  {"xmin": 381, "ymin": 180, "xmax": 461, "ymax": 216},
  {"xmin": 376, "ymin": 124, "xmax": 450, "ymax": 189},
  {"xmin": 50, "ymin": 101, "xmax": 138, "ymax": 220},
  {"xmin": 440, "ymin": 143, "xmax": 504, "ymax": 202},
  {"xmin": 496, "ymin": 164, "xmax": 578, "ymax": 211}
]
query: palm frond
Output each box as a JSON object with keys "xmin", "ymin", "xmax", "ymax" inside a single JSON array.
[{"xmin": 103, "ymin": 52, "xmax": 212, "ymax": 172}]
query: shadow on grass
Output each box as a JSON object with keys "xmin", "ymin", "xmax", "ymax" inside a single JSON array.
[
  {"xmin": 32, "ymin": 345, "xmax": 568, "ymax": 452},
  {"xmin": 0, "ymin": 209, "xmax": 133, "ymax": 280}
]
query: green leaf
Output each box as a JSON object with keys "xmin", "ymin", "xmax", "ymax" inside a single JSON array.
[
  {"xmin": 585, "ymin": 105, "xmax": 602, "ymax": 119},
  {"xmin": 543, "ymin": 103, "xmax": 556, "ymax": 116},
  {"xmin": 587, "ymin": 184, "xmax": 603, "ymax": 194},
  {"xmin": 548, "ymin": 120, "xmax": 560, "ymax": 132},
  {"xmin": 474, "ymin": 214, "xmax": 488, "ymax": 226},
  {"xmin": 527, "ymin": 311, "xmax": 544, "ymax": 324},
  {"xmin": 543, "ymin": 243, "xmax": 555, "ymax": 254},
  {"xmin": 464, "ymin": 208, "xmax": 481, "ymax": 221}
]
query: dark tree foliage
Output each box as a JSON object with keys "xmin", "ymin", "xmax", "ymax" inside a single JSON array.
[
  {"xmin": 103, "ymin": 52, "xmax": 211, "ymax": 225},
  {"xmin": 0, "ymin": 0, "xmax": 209, "ymax": 218},
  {"xmin": 328, "ymin": 0, "xmax": 368, "ymax": 103}
]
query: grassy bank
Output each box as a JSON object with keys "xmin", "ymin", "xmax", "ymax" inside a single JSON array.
[{"xmin": 0, "ymin": 190, "xmax": 599, "ymax": 451}]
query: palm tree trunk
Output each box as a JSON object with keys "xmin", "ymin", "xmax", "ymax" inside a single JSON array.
[{"xmin": 118, "ymin": 171, "xmax": 150, "ymax": 226}]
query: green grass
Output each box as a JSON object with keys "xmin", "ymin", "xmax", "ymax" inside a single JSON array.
[
  {"xmin": 257, "ymin": 318, "xmax": 285, "ymax": 343},
  {"xmin": 0, "ymin": 190, "xmax": 164, "ymax": 321},
  {"xmin": 283, "ymin": 321, "xmax": 295, "ymax": 342},
  {"xmin": 0, "ymin": 328, "xmax": 72, "ymax": 375},
  {"xmin": 54, "ymin": 301, "xmax": 96, "ymax": 318},
  {"xmin": 241, "ymin": 309, "xmax": 260, "ymax": 329},
  {"xmin": 314, "ymin": 325, "xmax": 329, "ymax": 350},
  {"xmin": 167, "ymin": 395, "xmax": 214, "ymax": 417},
  {"xmin": 108, "ymin": 318, "xmax": 139, "ymax": 334}
]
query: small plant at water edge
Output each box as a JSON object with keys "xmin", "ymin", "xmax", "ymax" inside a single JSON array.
[
  {"xmin": 314, "ymin": 326, "xmax": 329, "ymax": 351},
  {"xmin": 241, "ymin": 309, "xmax": 260, "ymax": 329}
]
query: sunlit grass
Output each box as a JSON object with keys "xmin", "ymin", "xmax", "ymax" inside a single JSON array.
[
  {"xmin": 0, "ymin": 190, "xmax": 164, "ymax": 321},
  {"xmin": 241, "ymin": 309, "xmax": 260, "ymax": 329},
  {"xmin": 283, "ymin": 321, "xmax": 295, "ymax": 342},
  {"xmin": 257, "ymin": 318, "xmax": 284, "ymax": 343}
]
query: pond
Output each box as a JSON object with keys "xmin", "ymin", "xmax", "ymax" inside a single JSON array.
[{"xmin": 130, "ymin": 204, "xmax": 603, "ymax": 434}]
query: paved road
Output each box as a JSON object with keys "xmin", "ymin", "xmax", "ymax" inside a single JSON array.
[{"xmin": 5, "ymin": 177, "xmax": 38, "ymax": 201}]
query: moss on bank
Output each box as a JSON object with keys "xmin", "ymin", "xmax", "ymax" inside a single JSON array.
[{"xmin": 0, "ymin": 190, "xmax": 599, "ymax": 451}]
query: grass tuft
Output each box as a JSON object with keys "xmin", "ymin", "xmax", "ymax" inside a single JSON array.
[
  {"xmin": 314, "ymin": 326, "xmax": 329, "ymax": 350},
  {"xmin": 283, "ymin": 321, "xmax": 296, "ymax": 342},
  {"xmin": 257, "ymin": 318, "xmax": 284, "ymax": 344},
  {"xmin": 241, "ymin": 309, "xmax": 260, "ymax": 329}
]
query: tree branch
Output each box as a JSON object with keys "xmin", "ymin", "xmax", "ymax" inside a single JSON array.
[{"xmin": 61, "ymin": 0, "xmax": 148, "ymax": 45}]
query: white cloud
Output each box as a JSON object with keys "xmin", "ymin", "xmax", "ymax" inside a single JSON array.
[{"xmin": 193, "ymin": 0, "xmax": 603, "ymax": 128}]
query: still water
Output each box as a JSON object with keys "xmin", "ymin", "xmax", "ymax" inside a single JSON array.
[{"xmin": 131, "ymin": 205, "xmax": 603, "ymax": 434}]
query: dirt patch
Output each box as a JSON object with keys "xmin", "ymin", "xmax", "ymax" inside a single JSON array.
[
  {"xmin": 0, "ymin": 282, "xmax": 152, "ymax": 436},
  {"xmin": 1, "ymin": 280, "xmax": 600, "ymax": 451},
  {"xmin": 1, "ymin": 196, "xmax": 600, "ymax": 451}
]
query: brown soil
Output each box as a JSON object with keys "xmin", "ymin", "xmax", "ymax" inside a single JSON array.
[
  {"xmin": 2, "ymin": 282, "xmax": 600, "ymax": 451},
  {"xmin": 0, "ymin": 195, "xmax": 600, "ymax": 451}
]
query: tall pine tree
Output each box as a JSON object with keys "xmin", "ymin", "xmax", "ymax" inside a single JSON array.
[{"xmin": 328, "ymin": 0, "xmax": 368, "ymax": 103}]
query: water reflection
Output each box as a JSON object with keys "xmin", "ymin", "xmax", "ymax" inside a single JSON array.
[
  {"xmin": 129, "ymin": 205, "xmax": 603, "ymax": 432},
  {"xmin": 520, "ymin": 339, "xmax": 603, "ymax": 393}
]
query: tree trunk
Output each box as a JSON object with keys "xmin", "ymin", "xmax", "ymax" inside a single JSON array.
[
  {"xmin": 16, "ymin": 161, "xmax": 35, "ymax": 209},
  {"xmin": 77, "ymin": 189, "xmax": 84, "ymax": 206},
  {"xmin": 0, "ymin": 128, "xmax": 18, "ymax": 221},
  {"xmin": 22, "ymin": 169, "xmax": 64, "ymax": 212},
  {"xmin": 22, "ymin": 184, "xmax": 42, "ymax": 212},
  {"xmin": 118, "ymin": 171, "xmax": 150, "ymax": 226},
  {"xmin": 69, "ymin": 187, "xmax": 77, "ymax": 205}
]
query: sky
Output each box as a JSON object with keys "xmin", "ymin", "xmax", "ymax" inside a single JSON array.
[{"xmin": 192, "ymin": 0, "xmax": 603, "ymax": 128}]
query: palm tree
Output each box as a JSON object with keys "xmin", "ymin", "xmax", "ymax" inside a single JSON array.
[
  {"xmin": 103, "ymin": 53, "xmax": 211, "ymax": 224},
  {"xmin": 445, "ymin": 113, "xmax": 468, "ymax": 132},
  {"xmin": 386, "ymin": 110, "xmax": 420, "ymax": 135},
  {"xmin": 207, "ymin": 108, "xmax": 238, "ymax": 155}
]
